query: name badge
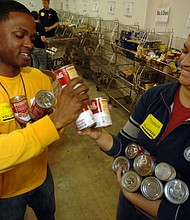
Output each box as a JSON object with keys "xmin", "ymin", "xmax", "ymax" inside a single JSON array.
[
  {"xmin": 41, "ymin": 12, "xmax": 45, "ymax": 16},
  {"xmin": 140, "ymin": 114, "xmax": 163, "ymax": 139},
  {"xmin": 0, "ymin": 102, "xmax": 15, "ymax": 123}
]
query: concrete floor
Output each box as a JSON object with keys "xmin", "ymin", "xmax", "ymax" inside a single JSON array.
[{"xmin": 25, "ymin": 78, "xmax": 129, "ymax": 220}]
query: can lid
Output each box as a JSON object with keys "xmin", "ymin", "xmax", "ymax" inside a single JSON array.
[
  {"xmin": 35, "ymin": 90, "xmax": 55, "ymax": 108},
  {"xmin": 10, "ymin": 95, "xmax": 26, "ymax": 103},
  {"xmin": 133, "ymin": 154, "xmax": 154, "ymax": 176},
  {"xmin": 141, "ymin": 176, "xmax": 164, "ymax": 200},
  {"xmin": 155, "ymin": 162, "xmax": 172, "ymax": 181},
  {"xmin": 121, "ymin": 170, "xmax": 141, "ymax": 192},
  {"xmin": 125, "ymin": 143, "xmax": 139, "ymax": 159},
  {"xmin": 164, "ymin": 179, "xmax": 189, "ymax": 204},
  {"xmin": 112, "ymin": 156, "xmax": 130, "ymax": 174}
]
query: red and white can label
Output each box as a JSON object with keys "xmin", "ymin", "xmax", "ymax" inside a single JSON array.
[
  {"xmin": 75, "ymin": 105, "xmax": 96, "ymax": 130},
  {"xmin": 55, "ymin": 64, "xmax": 78, "ymax": 88},
  {"xmin": 10, "ymin": 95, "xmax": 31, "ymax": 121},
  {"xmin": 91, "ymin": 98, "xmax": 112, "ymax": 128}
]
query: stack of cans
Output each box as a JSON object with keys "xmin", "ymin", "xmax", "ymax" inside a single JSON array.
[{"xmin": 112, "ymin": 142, "xmax": 189, "ymax": 204}]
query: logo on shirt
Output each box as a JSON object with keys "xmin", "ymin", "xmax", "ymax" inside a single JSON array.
[
  {"xmin": 184, "ymin": 147, "xmax": 190, "ymax": 162},
  {"xmin": 140, "ymin": 114, "xmax": 163, "ymax": 139}
]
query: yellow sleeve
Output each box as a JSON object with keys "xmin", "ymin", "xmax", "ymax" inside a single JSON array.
[{"xmin": 0, "ymin": 116, "xmax": 60, "ymax": 172}]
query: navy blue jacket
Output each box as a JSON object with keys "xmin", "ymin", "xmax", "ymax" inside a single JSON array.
[{"xmin": 105, "ymin": 81, "xmax": 190, "ymax": 220}]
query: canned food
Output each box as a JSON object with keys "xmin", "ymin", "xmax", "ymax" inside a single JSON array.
[
  {"xmin": 125, "ymin": 143, "xmax": 144, "ymax": 159},
  {"xmin": 10, "ymin": 95, "xmax": 31, "ymax": 121},
  {"xmin": 164, "ymin": 179, "xmax": 189, "ymax": 204},
  {"xmin": 55, "ymin": 64, "xmax": 79, "ymax": 88},
  {"xmin": 112, "ymin": 156, "xmax": 130, "ymax": 175},
  {"xmin": 133, "ymin": 154, "xmax": 155, "ymax": 176},
  {"xmin": 91, "ymin": 97, "xmax": 112, "ymax": 128},
  {"xmin": 141, "ymin": 176, "xmax": 164, "ymax": 200},
  {"xmin": 31, "ymin": 90, "xmax": 55, "ymax": 118},
  {"xmin": 121, "ymin": 170, "xmax": 142, "ymax": 192},
  {"xmin": 75, "ymin": 105, "xmax": 96, "ymax": 130},
  {"xmin": 155, "ymin": 162, "xmax": 176, "ymax": 181}
]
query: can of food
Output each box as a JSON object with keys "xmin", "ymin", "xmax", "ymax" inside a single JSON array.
[
  {"xmin": 141, "ymin": 176, "xmax": 164, "ymax": 200},
  {"xmin": 154, "ymin": 162, "xmax": 176, "ymax": 181},
  {"xmin": 75, "ymin": 105, "xmax": 96, "ymax": 130},
  {"xmin": 91, "ymin": 97, "xmax": 112, "ymax": 128},
  {"xmin": 10, "ymin": 95, "xmax": 31, "ymax": 121},
  {"xmin": 31, "ymin": 90, "xmax": 55, "ymax": 118},
  {"xmin": 121, "ymin": 170, "xmax": 142, "ymax": 192},
  {"xmin": 125, "ymin": 143, "xmax": 145, "ymax": 159},
  {"xmin": 55, "ymin": 64, "xmax": 79, "ymax": 88},
  {"xmin": 164, "ymin": 179, "xmax": 189, "ymax": 204},
  {"xmin": 112, "ymin": 156, "xmax": 130, "ymax": 175},
  {"xmin": 133, "ymin": 154, "xmax": 155, "ymax": 176}
]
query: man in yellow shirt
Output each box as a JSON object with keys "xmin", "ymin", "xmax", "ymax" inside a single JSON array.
[{"xmin": 0, "ymin": 1, "xmax": 90, "ymax": 219}]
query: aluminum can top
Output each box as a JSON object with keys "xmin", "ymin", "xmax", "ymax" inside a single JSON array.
[
  {"xmin": 164, "ymin": 179, "xmax": 189, "ymax": 204},
  {"xmin": 133, "ymin": 154, "xmax": 155, "ymax": 176},
  {"xmin": 35, "ymin": 90, "xmax": 55, "ymax": 109},
  {"xmin": 112, "ymin": 156, "xmax": 130, "ymax": 175},
  {"xmin": 155, "ymin": 162, "xmax": 176, "ymax": 181},
  {"xmin": 141, "ymin": 176, "xmax": 164, "ymax": 200},
  {"xmin": 121, "ymin": 170, "xmax": 141, "ymax": 192}
]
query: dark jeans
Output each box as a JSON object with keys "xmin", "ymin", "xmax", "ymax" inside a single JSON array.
[
  {"xmin": 0, "ymin": 165, "xmax": 55, "ymax": 220},
  {"xmin": 116, "ymin": 191, "xmax": 153, "ymax": 220},
  {"xmin": 31, "ymin": 47, "xmax": 47, "ymax": 70}
]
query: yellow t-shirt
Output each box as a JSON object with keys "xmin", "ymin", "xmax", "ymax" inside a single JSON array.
[{"xmin": 0, "ymin": 67, "xmax": 60, "ymax": 198}]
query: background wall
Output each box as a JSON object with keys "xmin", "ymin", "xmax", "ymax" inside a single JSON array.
[{"xmin": 19, "ymin": 0, "xmax": 190, "ymax": 39}]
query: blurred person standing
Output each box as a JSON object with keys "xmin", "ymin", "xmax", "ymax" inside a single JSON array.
[
  {"xmin": 31, "ymin": 10, "xmax": 48, "ymax": 70},
  {"xmin": 39, "ymin": 0, "xmax": 59, "ymax": 40}
]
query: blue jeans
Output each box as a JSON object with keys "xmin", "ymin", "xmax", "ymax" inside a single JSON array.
[
  {"xmin": 32, "ymin": 47, "xmax": 47, "ymax": 70},
  {"xmin": 0, "ymin": 165, "xmax": 55, "ymax": 220},
  {"xmin": 116, "ymin": 191, "xmax": 152, "ymax": 220}
]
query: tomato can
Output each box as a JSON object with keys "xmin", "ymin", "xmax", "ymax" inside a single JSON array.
[
  {"xmin": 164, "ymin": 179, "xmax": 189, "ymax": 204},
  {"xmin": 121, "ymin": 170, "xmax": 142, "ymax": 192},
  {"xmin": 112, "ymin": 156, "xmax": 130, "ymax": 175},
  {"xmin": 133, "ymin": 154, "xmax": 155, "ymax": 176},
  {"xmin": 91, "ymin": 97, "xmax": 112, "ymax": 128},
  {"xmin": 141, "ymin": 176, "xmax": 164, "ymax": 200},
  {"xmin": 125, "ymin": 143, "xmax": 145, "ymax": 159},
  {"xmin": 31, "ymin": 90, "xmax": 55, "ymax": 118},
  {"xmin": 54, "ymin": 64, "xmax": 79, "ymax": 88},
  {"xmin": 10, "ymin": 95, "xmax": 31, "ymax": 121},
  {"xmin": 75, "ymin": 105, "xmax": 96, "ymax": 130},
  {"xmin": 154, "ymin": 162, "xmax": 176, "ymax": 181}
]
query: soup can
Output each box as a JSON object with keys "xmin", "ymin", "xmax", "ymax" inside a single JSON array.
[
  {"xmin": 125, "ymin": 143, "xmax": 145, "ymax": 159},
  {"xmin": 75, "ymin": 105, "xmax": 96, "ymax": 130},
  {"xmin": 54, "ymin": 64, "xmax": 79, "ymax": 88},
  {"xmin": 141, "ymin": 176, "xmax": 164, "ymax": 200},
  {"xmin": 164, "ymin": 179, "xmax": 189, "ymax": 204},
  {"xmin": 31, "ymin": 90, "xmax": 55, "ymax": 118},
  {"xmin": 112, "ymin": 156, "xmax": 130, "ymax": 175},
  {"xmin": 91, "ymin": 97, "xmax": 112, "ymax": 128},
  {"xmin": 121, "ymin": 170, "xmax": 142, "ymax": 192},
  {"xmin": 133, "ymin": 154, "xmax": 155, "ymax": 177},
  {"xmin": 10, "ymin": 95, "xmax": 31, "ymax": 121},
  {"xmin": 154, "ymin": 162, "xmax": 176, "ymax": 181}
]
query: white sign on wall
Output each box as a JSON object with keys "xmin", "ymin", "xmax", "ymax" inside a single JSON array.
[
  {"xmin": 186, "ymin": 13, "xmax": 190, "ymax": 27},
  {"xmin": 27, "ymin": 1, "xmax": 36, "ymax": 11},
  {"xmin": 93, "ymin": 1, "xmax": 99, "ymax": 12},
  {"xmin": 155, "ymin": 6, "xmax": 170, "ymax": 23},
  {"xmin": 108, "ymin": 1, "xmax": 115, "ymax": 15},
  {"xmin": 124, "ymin": 2, "xmax": 133, "ymax": 17}
]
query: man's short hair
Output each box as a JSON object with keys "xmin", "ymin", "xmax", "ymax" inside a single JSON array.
[
  {"xmin": 0, "ymin": 0, "xmax": 31, "ymax": 24},
  {"xmin": 31, "ymin": 11, "xmax": 39, "ymax": 20}
]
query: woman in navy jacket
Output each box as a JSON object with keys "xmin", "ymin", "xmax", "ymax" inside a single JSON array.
[{"xmin": 79, "ymin": 34, "xmax": 190, "ymax": 220}]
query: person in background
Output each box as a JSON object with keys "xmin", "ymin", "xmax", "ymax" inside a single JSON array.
[
  {"xmin": 0, "ymin": 1, "xmax": 90, "ymax": 220},
  {"xmin": 39, "ymin": 0, "xmax": 59, "ymax": 40},
  {"xmin": 31, "ymin": 10, "xmax": 48, "ymax": 70},
  {"xmin": 79, "ymin": 34, "xmax": 190, "ymax": 220}
]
